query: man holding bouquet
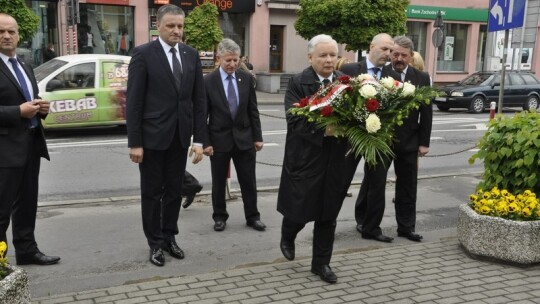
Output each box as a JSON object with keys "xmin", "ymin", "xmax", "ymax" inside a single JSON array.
[
  {"xmin": 277, "ymin": 34, "xmax": 359, "ymax": 284},
  {"xmin": 340, "ymin": 33, "xmax": 401, "ymax": 243}
]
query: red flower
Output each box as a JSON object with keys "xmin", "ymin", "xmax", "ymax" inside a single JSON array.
[
  {"xmin": 338, "ymin": 75, "xmax": 350, "ymax": 84},
  {"xmin": 294, "ymin": 97, "xmax": 309, "ymax": 108},
  {"xmin": 345, "ymin": 86, "xmax": 353, "ymax": 92},
  {"xmin": 321, "ymin": 105, "xmax": 333, "ymax": 117},
  {"xmin": 365, "ymin": 98, "xmax": 379, "ymax": 112}
]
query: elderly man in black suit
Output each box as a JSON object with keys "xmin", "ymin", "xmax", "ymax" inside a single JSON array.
[
  {"xmin": 388, "ymin": 36, "xmax": 432, "ymax": 241},
  {"xmin": 277, "ymin": 34, "xmax": 359, "ymax": 284},
  {"xmin": 126, "ymin": 4, "xmax": 207, "ymax": 267},
  {"xmin": 340, "ymin": 33, "xmax": 401, "ymax": 243},
  {"xmin": 203, "ymin": 38, "xmax": 265, "ymax": 233},
  {"xmin": 0, "ymin": 13, "xmax": 60, "ymax": 265}
]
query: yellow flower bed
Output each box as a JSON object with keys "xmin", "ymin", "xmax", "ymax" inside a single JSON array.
[{"xmin": 469, "ymin": 187, "xmax": 539, "ymax": 221}]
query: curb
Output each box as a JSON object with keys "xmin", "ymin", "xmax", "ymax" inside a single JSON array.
[{"xmin": 39, "ymin": 171, "xmax": 482, "ymax": 208}]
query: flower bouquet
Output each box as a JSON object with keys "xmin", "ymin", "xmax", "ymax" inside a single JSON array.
[
  {"xmin": 289, "ymin": 74, "xmax": 437, "ymax": 165},
  {"xmin": 0, "ymin": 241, "xmax": 9, "ymax": 279}
]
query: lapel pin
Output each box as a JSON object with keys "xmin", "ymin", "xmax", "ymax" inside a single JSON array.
[{"xmin": 238, "ymin": 78, "xmax": 242, "ymax": 82}]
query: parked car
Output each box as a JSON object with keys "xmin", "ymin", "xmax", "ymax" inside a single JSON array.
[
  {"xmin": 34, "ymin": 54, "xmax": 130, "ymax": 129},
  {"xmin": 433, "ymin": 71, "xmax": 540, "ymax": 113}
]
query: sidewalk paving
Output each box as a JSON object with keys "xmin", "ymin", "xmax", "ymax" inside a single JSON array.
[{"xmin": 33, "ymin": 237, "xmax": 540, "ymax": 304}]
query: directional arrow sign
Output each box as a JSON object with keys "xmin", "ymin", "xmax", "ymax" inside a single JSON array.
[{"xmin": 488, "ymin": 0, "xmax": 526, "ymax": 32}]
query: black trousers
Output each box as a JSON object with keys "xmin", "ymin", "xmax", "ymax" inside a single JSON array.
[
  {"xmin": 139, "ymin": 134, "xmax": 187, "ymax": 250},
  {"xmin": 355, "ymin": 156, "xmax": 391, "ymax": 237},
  {"xmin": 281, "ymin": 217, "xmax": 336, "ymax": 266},
  {"xmin": 394, "ymin": 151, "xmax": 419, "ymax": 234},
  {"xmin": 181, "ymin": 171, "xmax": 202, "ymax": 197},
  {"xmin": 0, "ymin": 130, "xmax": 40, "ymax": 257},
  {"xmin": 210, "ymin": 146, "xmax": 259, "ymax": 222}
]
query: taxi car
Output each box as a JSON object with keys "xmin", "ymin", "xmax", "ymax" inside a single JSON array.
[
  {"xmin": 433, "ymin": 71, "xmax": 540, "ymax": 113},
  {"xmin": 34, "ymin": 54, "xmax": 130, "ymax": 129}
]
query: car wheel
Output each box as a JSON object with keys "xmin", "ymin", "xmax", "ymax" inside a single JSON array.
[
  {"xmin": 524, "ymin": 95, "xmax": 539, "ymax": 112},
  {"xmin": 469, "ymin": 96, "xmax": 486, "ymax": 114},
  {"xmin": 436, "ymin": 105, "xmax": 450, "ymax": 111}
]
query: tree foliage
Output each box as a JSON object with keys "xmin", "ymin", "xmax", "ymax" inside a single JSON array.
[
  {"xmin": 0, "ymin": 0, "xmax": 39, "ymax": 42},
  {"xmin": 184, "ymin": 3, "xmax": 223, "ymax": 51},
  {"xmin": 295, "ymin": 0, "xmax": 409, "ymax": 51}
]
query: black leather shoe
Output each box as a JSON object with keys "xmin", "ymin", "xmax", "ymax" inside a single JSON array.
[
  {"xmin": 149, "ymin": 248, "xmax": 165, "ymax": 266},
  {"xmin": 182, "ymin": 194, "xmax": 196, "ymax": 209},
  {"xmin": 16, "ymin": 251, "xmax": 60, "ymax": 265},
  {"xmin": 214, "ymin": 220, "xmax": 226, "ymax": 231},
  {"xmin": 311, "ymin": 265, "xmax": 337, "ymax": 284},
  {"xmin": 362, "ymin": 233, "xmax": 394, "ymax": 243},
  {"xmin": 280, "ymin": 239, "xmax": 295, "ymax": 261},
  {"xmin": 162, "ymin": 240, "xmax": 185, "ymax": 259},
  {"xmin": 247, "ymin": 220, "xmax": 266, "ymax": 231},
  {"xmin": 356, "ymin": 224, "xmax": 362, "ymax": 234},
  {"xmin": 398, "ymin": 231, "xmax": 423, "ymax": 242}
]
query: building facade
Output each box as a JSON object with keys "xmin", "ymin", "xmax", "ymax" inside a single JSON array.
[{"xmin": 19, "ymin": 0, "xmax": 540, "ymax": 92}]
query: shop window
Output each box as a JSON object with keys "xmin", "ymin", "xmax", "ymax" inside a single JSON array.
[
  {"xmin": 437, "ymin": 23, "xmax": 468, "ymax": 72},
  {"xmin": 476, "ymin": 25, "xmax": 487, "ymax": 71},
  {"xmin": 406, "ymin": 21, "xmax": 428, "ymax": 60},
  {"xmin": 79, "ymin": 4, "xmax": 134, "ymax": 55}
]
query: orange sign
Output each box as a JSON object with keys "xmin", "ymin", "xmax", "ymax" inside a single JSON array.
[
  {"xmin": 154, "ymin": 0, "xmax": 170, "ymax": 4},
  {"xmin": 87, "ymin": 0, "xmax": 129, "ymax": 4}
]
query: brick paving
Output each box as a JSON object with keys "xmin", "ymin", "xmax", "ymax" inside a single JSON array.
[{"xmin": 32, "ymin": 238, "xmax": 540, "ymax": 304}]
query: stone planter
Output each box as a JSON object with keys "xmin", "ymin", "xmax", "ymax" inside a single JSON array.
[
  {"xmin": 0, "ymin": 265, "xmax": 30, "ymax": 304},
  {"xmin": 458, "ymin": 204, "xmax": 540, "ymax": 264}
]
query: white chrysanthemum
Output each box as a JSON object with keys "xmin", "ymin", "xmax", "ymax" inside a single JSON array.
[
  {"xmin": 355, "ymin": 73, "xmax": 375, "ymax": 82},
  {"xmin": 380, "ymin": 77, "xmax": 395, "ymax": 89},
  {"xmin": 359, "ymin": 84, "xmax": 377, "ymax": 98},
  {"xmin": 402, "ymin": 82, "xmax": 416, "ymax": 96},
  {"xmin": 365, "ymin": 113, "xmax": 381, "ymax": 133}
]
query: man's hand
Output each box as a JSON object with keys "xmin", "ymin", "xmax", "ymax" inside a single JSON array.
[
  {"xmin": 418, "ymin": 146, "xmax": 429, "ymax": 157},
  {"xmin": 190, "ymin": 146, "xmax": 204, "ymax": 164},
  {"xmin": 36, "ymin": 99, "xmax": 50, "ymax": 115},
  {"xmin": 325, "ymin": 125, "xmax": 335, "ymax": 137},
  {"xmin": 129, "ymin": 147, "xmax": 144, "ymax": 163},
  {"xmin": 20, "ymin": 101, "xmax": 40, "ymax": 119},
  {"xmin": 254, "ymin": 142, "xmax": 264, "ymax": 151},
  {"xmin": 203, "ymin": 146, "xmax": 214, "ymax": 157}
]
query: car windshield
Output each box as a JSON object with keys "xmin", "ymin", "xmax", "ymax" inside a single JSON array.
[
  {"xmin": 459, "ymin": 73, "xmax": 493, "ymax": 86},
  {"xmin": 34, "ymin": 59, "xmax": 68, "ymax": 82}
]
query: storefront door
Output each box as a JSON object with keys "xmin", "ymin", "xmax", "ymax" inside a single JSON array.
[{"xmin": 269, "ymin": 25, "xmax": 283, "ymax": 72}]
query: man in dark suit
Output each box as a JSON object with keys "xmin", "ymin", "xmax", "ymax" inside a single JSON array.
[
  {"xmin": 388, "ymin": 36, "xmax": 432, "ymax": 241},
  {"xmin": 0, "ymin": 13, "xmax": 60, "ymax": 265},
  {"xmin": 203, "ymin": 38, "xmax": 265, "ymax": 232},
  {"xmin": 340, "ymin": 33, "xmax": 400, "ymax": 243},
  {"xmin": 126, "ymin": 4, "xmax": 207, "ymax": 267},
  {"xmin": 278, "ymin": 34, "xmax": 359, "ymax": 284}
]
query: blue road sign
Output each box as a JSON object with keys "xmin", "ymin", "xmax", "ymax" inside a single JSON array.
[{"xmin": 488, "ymin": 0, "xmax": 526, "ymax": 32}]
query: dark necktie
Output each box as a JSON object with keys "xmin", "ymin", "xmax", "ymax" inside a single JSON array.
[
  {"xmin": 322, "ymin": 78, "xmax": 330, "ymax": 86},
  {"xmin": 371, "ymin": 67, "xmax": 381, "ymax": 79},
  {"xmin": 170, "ymin": 48, "xmax": 182, "ymax": 88},
  {"xmin": 227, "ymin": 74, "xmax": 238, "ymax": 119},
  {"xmin": 8, "ymin": 57, "xmax": 38, "ymax": 128}
]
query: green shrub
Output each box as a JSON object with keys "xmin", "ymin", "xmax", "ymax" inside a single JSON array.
[{"xmin": 469, "ymin": 111, "xmax": 540, "ymax": 195}]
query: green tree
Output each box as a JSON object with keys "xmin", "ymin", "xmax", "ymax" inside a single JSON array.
[
  {"xmin": 295, "ymin": 0, "xmax": 409, "ymax": 51},
  {"xmin": 184, "ymin": 3, "xmax": 223, "ymax": 51},
  {"xmin": 0, "ymin": 0, "xmax": 39, "ymax": 41}
]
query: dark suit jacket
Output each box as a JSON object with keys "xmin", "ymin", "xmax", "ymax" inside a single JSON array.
[
  {"xmin": 126, "ymin": 40, "xmax": 207, "ymax": 150},
  {"xmin": 204, "ymin": 68, "xmax": 262, "ymax": 152},
  {"xmin": 393, "ymin": 66, "xmax": 432, "ymax": 152},
  {"xmin": 0, "ymin": 57, "xmax": 49, "ymax": 168},
  {"xmin": 340, "ymin": 60, "xmax": 398, "ymax": 79}
]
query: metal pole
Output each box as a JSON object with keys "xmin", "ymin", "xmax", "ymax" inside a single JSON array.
[
  {"xmin": 517, "ymin": 0, "xmax": 528, "ymax": 72},
  {"xmin": 432, "ymin": 47, "xmax": 438, "ymax": 82},
  {"xmin": 498, "ymin": 29, "xmax": 509, "ymax": 114}
]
